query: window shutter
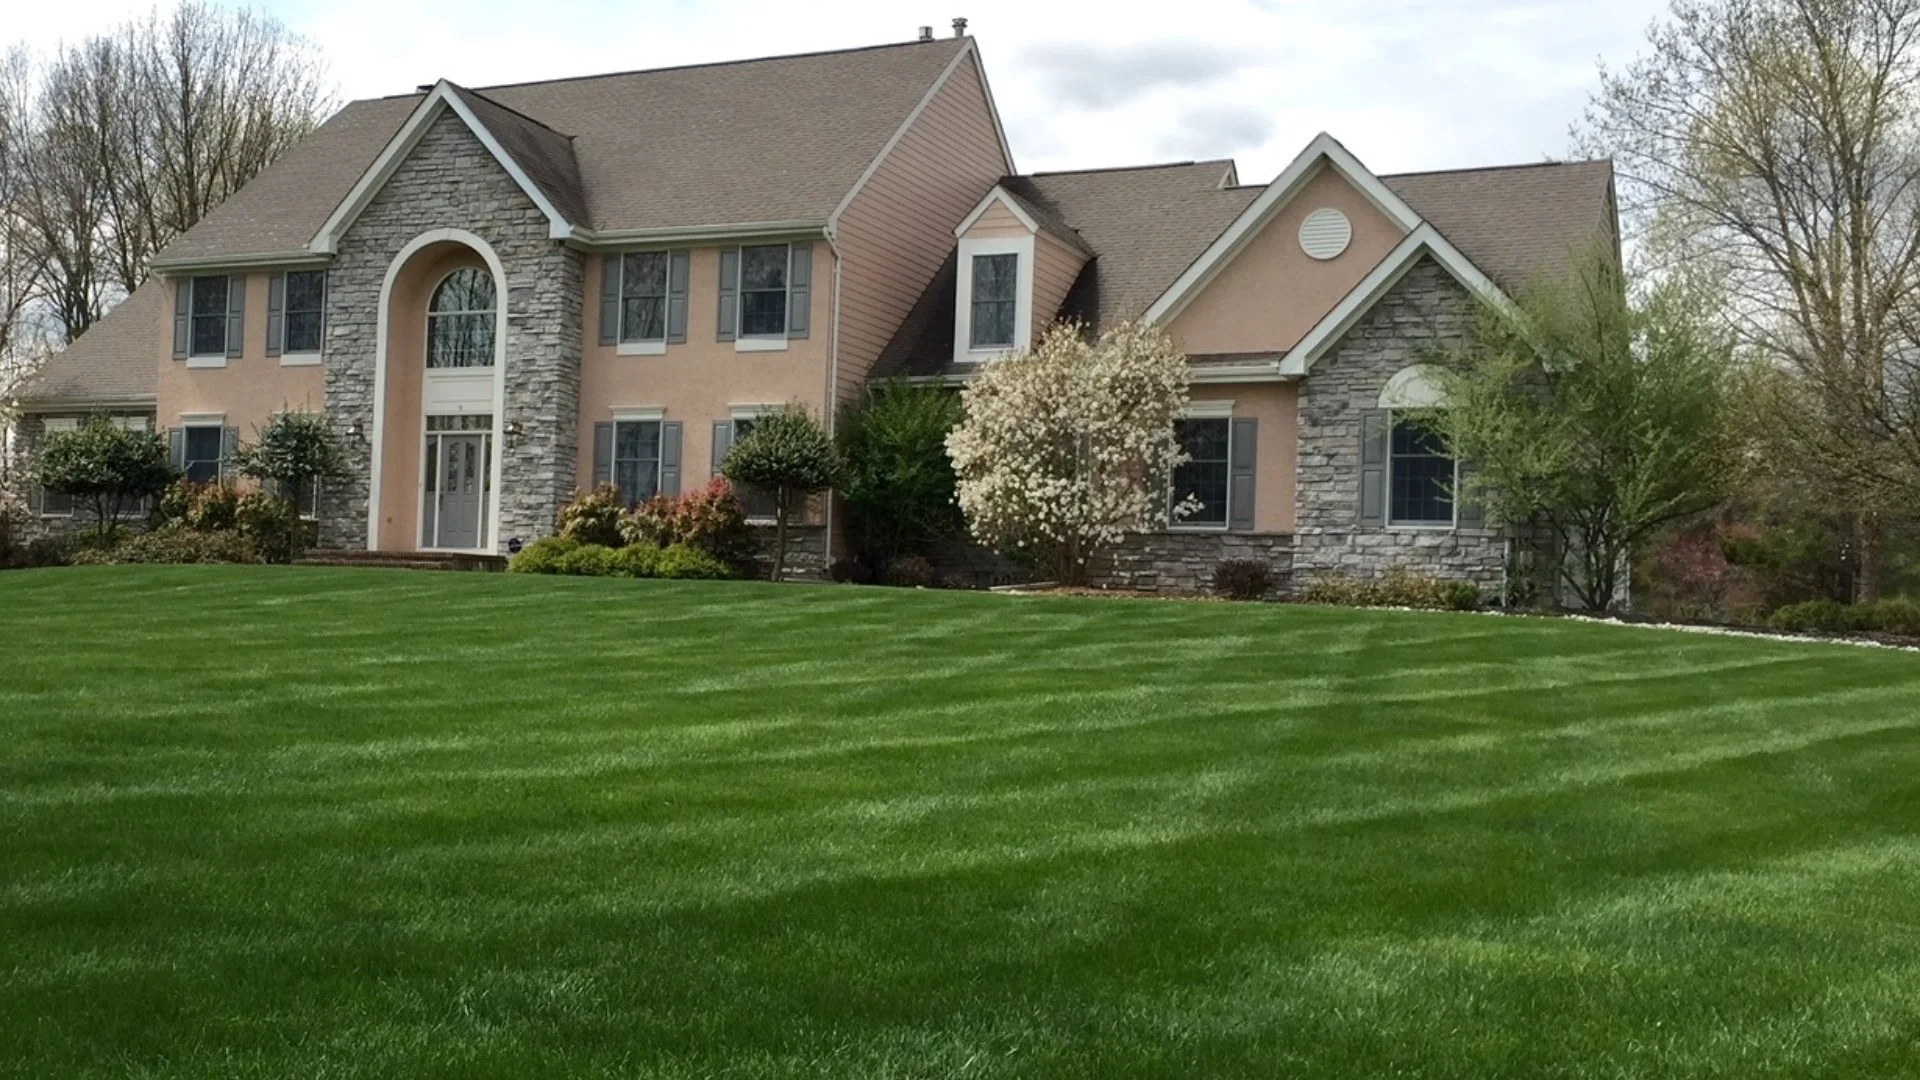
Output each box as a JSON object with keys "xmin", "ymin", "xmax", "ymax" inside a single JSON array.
[
  {"xmin": 711, "ymin": 421, "xmax": 734, "ymax": 479},
  {"xmin": 172, "ymin": 281, "xmax": 190, "ymax": 359},
  {"xmin": 220, "ymin": 426, "xmax": 238, "ymax": 479},
  {"xmin": 168, "ymin": 427, "xmax": 186, "ymax": 471},
  {"xmin": 1360, "ymin": 409, "xmax": 1389, "ymax": 527},
  {"xmin": 716, "ymin": 248, "xmax": 739, "ymax": 342},
  {"xmin": 1228, "ymin": 418, "xmax": 1257, "ymax": 532},
  {"xmin": 598, "ymin": 255, "xmax": 620, "ymax": 346},
  {"xmin": 666, "ymin": 250, "xmax": 690, "ymax": 344},
  {"xmin": 1455, "ymin": 461, "xmax": 1485, "ymax": 529},
  {"xmin": 661, "ymin": 422, "xmax": 682, "ymax": 495},
  {"xmin": 225, "ymin": 275, "xmax": 246, "ymax": 358},
  {"xmin": 265, "ymin": 274, "xmax": 285, "ymax": 357},
  {"xmin": 787, "ymin": 243, "xmax": 811, "ymax": 339},
  {"xmin": 592, "ymin": 422, "xmax": 613, "ymax": 488}
]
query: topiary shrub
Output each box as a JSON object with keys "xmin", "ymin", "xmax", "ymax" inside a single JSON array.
[
  {"xmin": 619, "ymin": 479, "xmax": 750, "ymax": 564},
  {"xmin": 656, "ymin": 542, "xmax": 735, "ymax": 580},
  {"xmin": 1211, "ymin": 559, "xmax": 1273, "ymax": 600},
  {"xmin": 71, "ymin": 523, "xmax": 258, "ymax": 565},
  {"xmin": 612, "ymin": 543, "xmax": 662, "ymax": 578},
  {"xmin": 1767, "ymin": 598, "xmax": 1854, "ymax": 634},
  {"xmin": 881, "ymin": 554, "xmax": 935, "ymax": 588},
  {"xmin": 235, "ymin": 491, "xmax": 305, "ymax": 564},
  {"xmin": 558, "ymin": 485, "xmax": 628, "ymax": 548},
  {"xmin": 721, "ymin": 408, "xmax": 843, "ymax": 581},
  {"xmin": 508, "ymin": 536, "xmax": 579, "ymax": 574},
  {"xmin": 1303, "ymin": 569, "xmax": 1482, "ymax": 611},
  {"xmin": 555, "ymin": 543, "xmax": 619, "ymax": 576}
]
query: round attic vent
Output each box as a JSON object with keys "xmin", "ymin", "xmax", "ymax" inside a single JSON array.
[{"xmin": 1298, "ymin": 207, "xmax": 1353, "ymax": 260}]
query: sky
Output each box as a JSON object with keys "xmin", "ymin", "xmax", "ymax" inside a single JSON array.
[{"xmin": 8, "ymin": 0, "xmax": 1671, "ymax": 181}]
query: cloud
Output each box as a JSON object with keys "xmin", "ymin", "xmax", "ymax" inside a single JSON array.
[
  {"xmin": 1155, "ymin": 104, "xmax": 1276, "ymax": 159},
  {"xmin": 1020, "ymin": 40, "xmax": 1256, "ymax": 110}
]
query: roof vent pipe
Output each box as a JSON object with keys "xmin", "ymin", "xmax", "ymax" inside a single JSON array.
[
  {"xmin": 952, "ymin": 16, "xmax": 968, "ymax": 37},
  {"xmin": 415, "ymin": 83, "xmax": 434, "ymax": 93},
  {"xmin": 918, "ymin": 25, "xmax": 933, "ymax": 41}
]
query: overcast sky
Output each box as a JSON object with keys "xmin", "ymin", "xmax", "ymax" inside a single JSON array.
[{"xmin": 11, "ymin": 0, "xmax": 1669, "ymax": 181}]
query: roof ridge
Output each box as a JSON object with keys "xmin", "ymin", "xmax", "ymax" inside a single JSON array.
[
  {"xmin": 451, "ymin": 83, "xmax": 575, "ymax": 141},
  {"xmin": 1023, "ymin": 158, "xmax": 1233, "ymax": 179},
  {"xmin": 1380, "ymin": 158, "xmax": 1611, "ymax": 180},
  {"xmin": 373, "ymin": 37, "xmax": 963, "ymax": 101}
]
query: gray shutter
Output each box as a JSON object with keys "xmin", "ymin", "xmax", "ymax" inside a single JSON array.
[
  {"xmin": 666, "ymin": 250, "xmax": 690, "ymax": 344},
  {"xmin": 711, "ymin": 421, "xmax": 734, "ymax": 479},
  {"xmin": 592, "ymin": 422, "xmax": 613, "ymax": 488},
  {"xmin": 1360, "ymin": 409, "xmax": 1389, "ymax": 527},
  {"xmin": 1456, "ymin": 461, "xmax": 1485, "ymax": 529},
  {"xmin": 1228, "ymin": 418, "xmax": 1257, "ymax": 532},
  {"xmin": 172, "ymin": 281, "xmax": 190, "ymax": 359},
  {"xmin": 787, "ymin": 243, "xmax": 811, "ymax": 339},
  {"xmin": 225, "ymin": 275, "xmax": 246, "ymax": 358},
  {"xmin": 599, "ymin": 255, "xmax": 620, "ymax": 346},
  {"xmin": 265, "ymin": 274, "xmax": 285, "ymax": 357},
  {"xmin": 661, "ymin": 422, "xmax": 682, "ymax": 495},
  {"xmin": 168, "ymin": 427, "xmax": 186, "ymax": 471},
  {"xmin": 716, "ymin": 248, "xmax": 739, "ymax": 342}
]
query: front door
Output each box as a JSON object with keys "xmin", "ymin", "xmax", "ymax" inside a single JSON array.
[{"xmin": 425, "ymin": 432, "xmax": 489, "ymax": 550}]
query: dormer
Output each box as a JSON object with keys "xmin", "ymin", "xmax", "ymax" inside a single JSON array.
[{"xmin": 951, "ymin": 185, "xmax": 1092, "ymax": 365}]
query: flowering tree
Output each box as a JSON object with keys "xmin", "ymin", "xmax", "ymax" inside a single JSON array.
[{"xmin": 947, "ymin": 320, "xmax": 1193, "ymax": 584}]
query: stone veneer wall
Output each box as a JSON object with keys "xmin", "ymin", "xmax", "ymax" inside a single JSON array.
[
  {"xmin": 1292, "ymin": 255, "xmax": 1506, "ymax": 591},
  {"xmin": 744, "ymin": 525, "xmax": 829, "ymax": 581},
  {"xmin": 321, "ymin": 110, "xmax": 584, "ymax": 550},
  {"xmin": 1091, "ymin": 532, "xmax": 1294, "ymax": 596}
]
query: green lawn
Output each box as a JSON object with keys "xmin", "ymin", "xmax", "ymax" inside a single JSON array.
[{"xmin": 5, "ymin": 567, "xmax": 1920, "ymax": 1079}]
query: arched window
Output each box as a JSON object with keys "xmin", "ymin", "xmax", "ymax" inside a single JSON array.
[
  {"xmin": 427, "ymin": 267, "xmax": 496, "ymax": 368},
  {"xmin": 1378, "ymin": 366, "xmax": 1456, "ymax": 526}
]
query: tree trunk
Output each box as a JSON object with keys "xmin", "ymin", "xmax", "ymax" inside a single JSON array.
[
  {"xmin": 771, "ymin": 494, "xmax": 788, "ymax": 583},
  {"xmin": 1855, "ymin": 509, "xmax": 1882, "ymax": 603}
]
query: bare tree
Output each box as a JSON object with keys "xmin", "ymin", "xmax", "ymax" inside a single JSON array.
[{"xmin": 1582, "ymin": 0, "xmax": 1920, "ymax": 596}]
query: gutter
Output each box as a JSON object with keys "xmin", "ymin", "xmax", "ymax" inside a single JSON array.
[
  {"xmin": 149, "ymin": 250, "xmax": 331, "ymax": 275},
  {"xmin": 568, "ymin": 220, "xmax": 829, "ymax": 249},
  {"xmin": 16, "ymin": 395, "xmax": 158, "ymax": 413}
]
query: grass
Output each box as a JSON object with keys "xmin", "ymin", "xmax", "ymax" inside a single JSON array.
[{"xmin": 4, "ymin": 566, "xmax": 1920, "ymax": 1079}]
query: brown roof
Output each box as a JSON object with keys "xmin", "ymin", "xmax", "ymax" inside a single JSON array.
[
  {"xmin": 1382, "ymin": 160, "xmax": 1616, "ymax": 293},
  {"xmin": 17, "ymin": 279, "xmax": 162, "ymax": 405},
  {"xmin": 154, "ymin": 37, "xmax": 973, "ymax": 266}
]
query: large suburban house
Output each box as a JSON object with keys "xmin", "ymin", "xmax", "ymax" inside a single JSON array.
[{"xmin": 12, "ymin": 28, "xmax": 1615, "ymax": 592}]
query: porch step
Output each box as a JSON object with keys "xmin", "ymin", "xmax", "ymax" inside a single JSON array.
[{"xmin": 297, "ymin": 549, "xmax": 510, "ymax": 572}]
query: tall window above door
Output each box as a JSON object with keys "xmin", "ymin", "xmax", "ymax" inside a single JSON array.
[
  {"xmin": 969, "ymin": 253, "xmax": 1018, "ymax": 349},
  {"xmin": 426, "ymin": 267, "xmax": 496, "ymax": 368}
]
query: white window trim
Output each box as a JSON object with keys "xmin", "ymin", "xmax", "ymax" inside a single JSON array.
[
  {"xmin": 279, "ymin": 353, "xmax": 323, "ymax": 367},
  {"xmin": 1383, "ymin": 408, "xmax": 1460, "ymax": 530},
  {"xmin": 954, "ymin": 234, "xmax": 1035, "ymax": 366},
  {"xmin": 618, "ymin": 340, "xmax": 668, "ymax": 357},
  {"xmin": 1168, "ymin": 410, "xmax": 1235, "ymax": 533},
  {"xmin": 734, "ymin": 337, "xmax": 788, "ymax": 353},
  {"xmin": 611, "ymin": 407, "xmax": 666, "ymax": 422},
  {"xmin": 615, "ymin": 250, "xmax": 672, "ymax": 352},
  {"xmin": 735, "ymin": 241, "xmax": 793, "ymax": 345},
  {"xmin": 280, "ymin": 269, "xmax": 327, "ymax": 364},
  {"xmin": 180, "ymin": 417, "xmax": 229, "ymax": 485},
  {"xmin": 611, "ymin": 415, "xmax": 666, "ymax": 504}
]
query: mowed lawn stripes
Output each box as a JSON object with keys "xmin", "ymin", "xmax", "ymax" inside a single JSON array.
[{"xmin": 3, "ymin": 566, "xmax": 1919, "ymax": 1079}]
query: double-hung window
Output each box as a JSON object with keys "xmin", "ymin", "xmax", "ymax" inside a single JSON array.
[
  {"xmin": 183, "ymin": 424, "xmax": 225, "ymax": 485},
  {"xmin": 283, "ymin": 270, "xmax": 325, "ymax": 355},
  {"xmin": 1171, "ymin": 417, "xmax": 1232, "ymax": 528},
  {"xmin": 613, "ymin": 419, "xmax": 663, "ymax": 507},
  {"xmin": 620, "ymin": 252, "xmax": 668, "ymax": 344},
  {"xmin": 1388, "ymin": 414, "xmax": 1456, "ymax": 526},
  {"xmin": 739, "ymin": 244, "xmax": 789, "ymax": 338},
  {"xmin": 37, "ymin": 418, "xmax": 79, "ymax": 517},
  {"xmin": 969, "ymin": 253, "xmax": 1018, "ymax": 349},
  {"xmin": 189, "ymin": 276, "xmax": 229, "ymax": 357}
]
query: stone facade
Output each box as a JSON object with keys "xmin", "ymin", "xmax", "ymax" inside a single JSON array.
[
  {"xmin": 321, "ymin": 110, "xmax": 584, "ymax": 550},
  {"xmin": 1091, "ymin": 531, "xmax": 1294, "ymax": 596},
  {"xmin": 743, "ymin": 524, "xmax": 829, "ymax": 581},
  {"xmin": 1292, "ymin": 256, "xmax": 1508, "ymax": 592}
]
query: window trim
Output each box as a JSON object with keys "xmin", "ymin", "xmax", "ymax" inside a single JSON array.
[
  {"xmin": 425, "ymin": 266, "xmax": 499, "ymax": 370},
  {"xmin": 616, "ymin": 250, "xmax": 670, "ymax": 354},
  {"xmin": 1384, "ymin": 409, "xmax": 1459, "ymax": 530},
  {"xmin": 281, "ymin": 269, "xmax": 326, "ymax": 365},
  {"xmin": 735, "ymin": 242, "xmax": 792, "ymax": 345},
  {"xmin": 187, "ymin": 275, "xmax": 231, "ymax": 367},
  {"xmin": 181, "ymin": 420, "xmax": 228, "ymax": 487},
  {"xmin": 36, "ymin": 417, "xmax": 80, "ymax": 518},
  {"xmin": 1168, "ymin": 406, "xmax": 1235, "ymax": 532},
  {"xmin": 968, "ymin": 251, "xmax": 1020, "ymax": 350},
  {"xmin": 727, "ymin": 405, "xmax": 781, "ymax": 523},
  {"xmin": 611, "ymin": 416, "xmax": 665, "ymax": 507},
  {"xmin": 953, "ymin": 234, "xmax": 1034, "ymax": 366}
]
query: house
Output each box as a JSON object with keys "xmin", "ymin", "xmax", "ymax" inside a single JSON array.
[{"xmin": 12, "ymin": 28, "xmax": 1615, "ymax": 593}]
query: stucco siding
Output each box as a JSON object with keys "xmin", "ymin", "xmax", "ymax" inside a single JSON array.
[{"xmin": 156, "ymin": 272, "xmax": 325, "ymax": 432}]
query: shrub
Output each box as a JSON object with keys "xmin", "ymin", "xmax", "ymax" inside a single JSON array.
[
  {"xmin": 234, "ymin": 411, "xmax": 347, "ymax": 512},
  {"xmin": 722, "ymin": 408, "xmax": 842, "ymax": 581},
  {"xmin": 1768, "ymin": 598, "xmax": 1854, "ymax": 634},
  {"xmin": 619, "ymin": 480, "xmax": 750, "ymax": 564},
  {"xmin": 838, "ymin": 379, "xmax": 964, "ymax": 564},
  {"xmin": 612, "ymin": 543, "xmax": 662, "ymax": 578},
  {"xmin": 508, "ymin": 536, "xmax": 579, "ymax": 574},
  {"xmin": 1303, "ymin": 569, "xmax": 1482, "ymax": 611},
  {"xmin": 1212, "ymin": 559, "xmax": 1273, "ymax": 601},
  {"xmin": 881, "ymin": 554, "xmax": 935, "ymax": 588},
  {"xmin": 36, "ymin": 415, "xmax": 175, "ymax": 539},
  {"xmin": 558, "ymin": 485, "xmax": 628, "ymax": 548},
  {"xmin": 1861, "ymin": 598, "xmax": 1920, "ymax": 637},
  {"xmin": 235, "ymin": 491, "xmax": 306, "ymax": 564},
  {"xmin": 183, "ymin": 483, "xmax": 240, "ymax": 532},
  {"xmin": 656, "ymin": 542, "xmax": 735, "ymax": 580},
  {"xmin": 157, "ymin": 479, "xmax": 195, "ymax": 523},
  {"xmin": 555, "ymin": 543, "xmax": 619, "ymax": 576},
  {"xmin": 829, "ymin": 555, "xmax": 876, "ymax": 584},
  {"xmin": 71, "ymin": 523, "xmax": 257, "ymax": 565}
]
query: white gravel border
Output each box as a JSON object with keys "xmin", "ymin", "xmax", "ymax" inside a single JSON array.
[{"xmin": 1492, "ymin": 609, "xmax": 1920, "ymax": 654}]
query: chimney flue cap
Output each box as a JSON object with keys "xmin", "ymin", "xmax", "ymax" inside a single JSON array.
[
  {"xmin": 951, "ymin": 16, "xmax": 968, "ymax": 37},
  {"xmin": 917, "ymin": 25, "xmax": 933, "ymax": 41}
]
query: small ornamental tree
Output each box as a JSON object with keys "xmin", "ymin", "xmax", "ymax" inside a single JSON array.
[
  {"xmin": 721, "ymin": 407, "xmax": 843, "ymax": 581},
  {"xmin": 36, "ymin": 416, "xmax": 174, "ymax": 540},
  {"xmin": 234, "ymin": 410, "xmax": 347, "ymax": 511},
  {"xmin": 946, "ymin": 320, "xmax": 1193, "ymax": 584}
]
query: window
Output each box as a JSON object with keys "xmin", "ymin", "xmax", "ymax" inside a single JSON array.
[
  {"xmin": 183, "ymin": 425, "xmax": 224, "ymax": 485},
  {"xmin": 1388, "ymin": 414, "xmax": 1456, "ymax": 525},
  {"xmin": 727, "ymin": 416, "xmax": 779, "ymax": 520},
  {"xmin": 613, "ymin": 420, "xmax": 663, "ymax": 507},
  {"xmin": 284, "ymin": 270, "xmax": 325, "ymax": 354},
  {"xmin": 37, "ymin": 418, "xmax": 78, "ymax": 517},
  {"xmin": 619, "ymin": 253, "xmax": 668, "ymax": 343},
  {"xmin": 1171, "ymin": 417, "xmax": 1231, "ymax": 528},
  {"xmin": 426, "ymin": 268, "xmax": 496, "ymax": 368},
  {"xmin": 190, "ymin": 276, "xmax": 229, "ymax": 356},
  {"xmin": 969, "ymin": 253, "xmax": 1018, "ymax": 349},
  {"xmin": 739, "ymin": 244, "xmax": 788, "ymax": 337}
]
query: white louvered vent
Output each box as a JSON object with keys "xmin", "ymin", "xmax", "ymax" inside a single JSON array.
[{"xmin": 1298, "ymin": 208, "xmax": 1353, "ymax": 260}]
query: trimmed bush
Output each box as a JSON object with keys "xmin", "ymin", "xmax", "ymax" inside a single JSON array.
[
  {"xmin": 612, "ymin": 543, "xmax": 662, "ymax": 578},
  {"xmin": 235, "ymin": 491, "xmax": 305, "ymax": 564},
  {"xmin": 619, "ymin": 480, "xmax": 750, "ymax": 564},
  {"xmin": 71, "ymin": 523, "xmax": 257, "ymax": 565},
  {"xmin": 1862, "ymin": 598, "xmax": 1920, "ymax": 637},
  {"xmin": 1212, "ymin": 559, "xmax": 1273, "ymax": 601},
  {"xmin": 508, "ymin": 536, "xmax": 580, "ymax": 574},
  {"xmin": 1303, "ymin": 569, "xmax": 1482, "ymax": 612},
  {"xmin": 558, "ymin": 485, "xmax": 628, "ymax": 548},
  {"xmin": 1769, "ymin": 597, "xmax": 1920, "ymax": 637},
  {"xmin": 881, "ymin": 554, "xmax": 935, "ymax": 588},
  {"xmin": 554, "ymin": 543, "xmax": 618, "ymax": 577},
  {"xmin": 656, "ymin": 542, "xmax": 734, "ymax": 580},
  {"xmin": 180, "ymin": 483, "xmax": 240, "ymax": 532}
]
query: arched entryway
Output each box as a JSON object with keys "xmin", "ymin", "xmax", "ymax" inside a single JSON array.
[{"xmin": 366, "ymin": 228, "xmax": 508, "ymax": 552}]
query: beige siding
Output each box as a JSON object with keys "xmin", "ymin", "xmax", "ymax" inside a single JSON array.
[
  {"xmin": 832, "ymin": 51, "xmax": 1009, "ymax": 403},
  {"xmin": 961, "ymin": 199, "xmax": 1030, "ymax": 239},
  {"xmin": 1030, "ymin": 232, "xmax": 1087, "ymax": 336},
  {"xmin": 156, "ymin": 271, "xmax": 326, "ymax": 433}
]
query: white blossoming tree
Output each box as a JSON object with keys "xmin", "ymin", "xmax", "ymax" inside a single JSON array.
[{"xmin": 946, "ymin": 320, "xmax": 1194, "ymax": 584}]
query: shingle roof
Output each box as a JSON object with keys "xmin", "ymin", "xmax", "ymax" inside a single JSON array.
[
  {"xmin": 1382, "ymin": 160, "xmax": 1616, "ymax": 293},
  {"xmin": 16, "ymin": 279, "xmax": 161, "ymax": 405},
  {"xmin": 153, "ymin": 37, "xmax": 973, "ymax": 266}
]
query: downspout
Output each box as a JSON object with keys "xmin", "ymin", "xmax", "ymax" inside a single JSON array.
[{"xmin": 823, "ymin": 226, "xmax": 845, "ymax": 570}]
